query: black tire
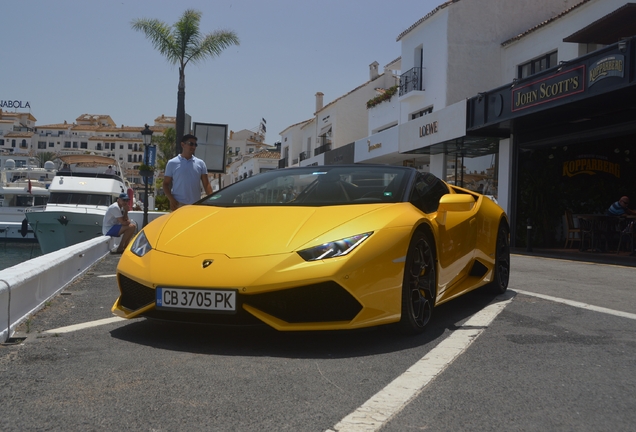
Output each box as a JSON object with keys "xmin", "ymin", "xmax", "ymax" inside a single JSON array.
[
  {"xmin": 488, "ymin": 221, "xmax": 510, "ymax": 295},
  {"xmin": 397, "ymin": 230, "xmax": 437, "ymax": 335}
]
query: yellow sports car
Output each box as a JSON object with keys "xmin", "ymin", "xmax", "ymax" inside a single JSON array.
[{"xmin": 112, "ymin": 165, "xmax": 509, "ymax": 334}]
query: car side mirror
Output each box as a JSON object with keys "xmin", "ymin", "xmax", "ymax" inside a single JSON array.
[{"xmin": 435, "ymin": 194, "xmax": 475, "ymax": 226}]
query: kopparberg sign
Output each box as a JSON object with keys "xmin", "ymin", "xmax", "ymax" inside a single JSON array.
[
  {"xmin": 0, "ymin": 100, "xmax": 31, "ymax": 109},
  {"xmin": 562, "ymin": 156, "xmax": 620, "ymax": 178}
]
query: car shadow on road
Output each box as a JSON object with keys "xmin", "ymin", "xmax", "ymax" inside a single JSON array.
[{"xmin": 109, "ymin": 288, "xmax": 514, "ymax": 359}]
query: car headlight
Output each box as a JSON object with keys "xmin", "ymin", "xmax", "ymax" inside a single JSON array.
[
  {"xmin": 297, "ymin": 232, "xmax": 372, "ymax": 261},
  {"xmin": 131, "ymin": 231, "xmax": 152, "ymax": 257}
]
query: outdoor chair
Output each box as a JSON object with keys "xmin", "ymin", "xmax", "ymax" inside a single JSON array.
[
  {"xmin": 616, "ymin": 220, "xmax": 634, "ymax": 254},
  {"xmin": 577, "ymin": 216, "xmax": 594, "ymax": 251},
  {"xmin": 564, "ymin": 209, "xmax": 581, "ymax": 249}
]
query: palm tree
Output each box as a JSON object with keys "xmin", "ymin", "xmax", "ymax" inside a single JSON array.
[
  {"xmin": 36, "ymin": 152, "xmax": 57, "ymax": 168},
  {"xmin": 132, "ymin": 9, "xmax": 239, "ymax": 157},
  {"xmin": 153, "ymin": 126, "xmax": 176, "ymax": 172},
  {"xmin": 152, "ymin": 126, "xmax": 175, "ymax": 199}
]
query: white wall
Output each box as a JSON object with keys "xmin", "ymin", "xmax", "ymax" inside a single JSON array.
[
  {"xmin": 399, "ymin": 100, "xmax": 467, "ymax": 153},
  {"xmin": 497, "ymin": 138, "xmax": 512, "ymax": 217},
  {"xmin": 300, "ymin": 120, "xmax": 316, "ymax": 161},
  {"xmin": 400, "ymin": 7, "xmax": 450, "ymax": 112},
  {"xmin": 368, "ymin": 94, "xmax": 399, "ymax": 135},
  {"xmin": 332, "ymin": 90, "xmax": 369, "ymax": 147},
  {"xmin": 501, "ymin": 0, "xmax": 628, "ymax": 79},
  {"xmin": 242, "ymin": 155, "xmax": 279, "ymax": 177},
  {"xmin": 430, "ymin": 153, "xmax": 446, "ymax": 179},
  {"xmin": 354, "ymin": 126, "xmax": 399, "ymax": 164},
  {"xmin": 280, "ymin": 129, "xmax": 295, "ymax": 164},
  {"xmin": 319, "ymin": 75, "xmax": 387, "ymax": 150}
]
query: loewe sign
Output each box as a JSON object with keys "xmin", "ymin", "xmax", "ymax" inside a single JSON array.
[{"xmin": 419, "ymin": 121, "xmax": 438, "ymax": 138}]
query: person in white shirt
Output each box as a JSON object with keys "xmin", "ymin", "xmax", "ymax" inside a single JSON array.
[
  {"xmin": 103, "ymin": 193, "xmax": 137, "ymax": 254},
  {"xmin": 163, "ymin": 134, "xmax": 213, "ymax": 210}
]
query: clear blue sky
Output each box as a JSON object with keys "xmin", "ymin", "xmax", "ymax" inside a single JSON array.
[{"xmin": 2, "ymin": 0, "xmax": 441, "ymax": 143}]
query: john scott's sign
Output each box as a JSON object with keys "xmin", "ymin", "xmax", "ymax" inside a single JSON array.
[{"xmin": 511, "ymin": 66, "xmax": 585, "ymax": 112}]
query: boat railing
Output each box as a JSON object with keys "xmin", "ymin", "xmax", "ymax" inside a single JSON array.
[
  {"xmin": 24, "ymin": 206, "xmax": 47, "ymax": 213},
  {"xmin": 7, "ymin": 179, "xmax": 49, "ymax": 188},
  {"xmin": 56, "ymin": 171, "xmax": 125, "ymax": 183},
  {"xmin": 25, "ymin": 204, "xmax": 106, "ymax": 214}
]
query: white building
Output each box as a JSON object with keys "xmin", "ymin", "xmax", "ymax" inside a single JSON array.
[
  {"xmin": 279, "ymin": 118, "xmax": 312, "ymax": 168},
  {"xmin": 220, "ymin": 127, "xmax": 275, "ymax": 188},
  {"xmin": 279, "ymin": 62, "xmax": 399, "ymax": 168},
  {"xmin": 226, "ymin": 128, "xmax": 269, "ymax": 162},
  {"xmin": 356, "ymin": 0, "xmax": 583, "ymax": 217},
  {"xmin": 276, "ymin": 0, "xmax": 635, "ymax": 249},
  {"xmin": 236, "ymin": 149, "xmax": 281, "ymax": 182},
  {"xmin": 0, "ymin": 111, "xmax": 176, "ymax": 202},
  {"xmin": 467, "ymin": 0, "xmax": 636, "ymax": 246},
  {"xmin": 278, "ymin": 0, "xmax": 580, "ymax": 205}
]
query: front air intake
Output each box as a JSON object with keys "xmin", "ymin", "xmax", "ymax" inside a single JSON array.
[
  {"xmin": 118, "ymin": 274, "xmax": 155, "ymax": 311},
  {"xmin": 245, "ymin": 281, "xmax": 362, "ymax": 323}
]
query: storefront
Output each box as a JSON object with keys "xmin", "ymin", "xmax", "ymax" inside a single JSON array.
[
  {"xmin": 467, "ymin": 36, "xmax": 636, "ymax": 248},
  {"xmin": 352, "ymin": 100, "xmax": 501, "ymax": 200}
]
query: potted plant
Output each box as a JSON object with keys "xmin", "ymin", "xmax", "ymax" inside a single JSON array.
[
  {"xmin": 366, "ymin": 85, "xmax": 399, "ymax": 109},
  {"xmin": 138, "ymin": 163, "xmax": 155, "ymax": 178}
]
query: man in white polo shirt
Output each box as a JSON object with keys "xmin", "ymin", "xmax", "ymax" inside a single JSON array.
[
  {"xmin": 103, "ymin": 193, "xmax": 138, "ymax": 254},
  {"xmin": 163, "ymin": 134, "xmax": 213, "ymax": 211}
]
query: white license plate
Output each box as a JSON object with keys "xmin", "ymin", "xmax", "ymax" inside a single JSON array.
[{"xmin": 156, "ymin": 288, "xmax": 236, "ymax": 312}]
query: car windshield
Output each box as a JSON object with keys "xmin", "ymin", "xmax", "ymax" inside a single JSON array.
[{"xmin": 198, "ymin": 166, "xmax": 413, "ymax": 207}]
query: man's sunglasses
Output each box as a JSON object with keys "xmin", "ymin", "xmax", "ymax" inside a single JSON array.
[{"xmin": 185, "ymin": 141, "xmax": 198, "ymax": 147}]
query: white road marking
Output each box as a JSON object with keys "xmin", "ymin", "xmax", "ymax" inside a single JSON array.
[
  {"xmin": 327, "ymin": 287, "xmax": 636, "ymax": 432},
  {"xmin": 97, "ymin": 274, "xmax": 117, "ymax": 278},
  {"xmin": 327, "ymin": 292, "xmax": 514, "ymax": 432},
  {"xmin": 44, "ymin": 317, "xmax": 125, "ymax": 334},
  {"xmin": 514, "ymin": 289, "xmax": 636, "ymax": 320}
]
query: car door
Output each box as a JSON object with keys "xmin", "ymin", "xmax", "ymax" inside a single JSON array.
[{"xmin": 409, "ymin": 173, "xmax": 478, "ymax": 299}]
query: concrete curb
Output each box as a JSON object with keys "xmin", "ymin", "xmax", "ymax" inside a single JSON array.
[{"xmin": 0, "ymin": 236, "xmax": 112, "ymax": 343}]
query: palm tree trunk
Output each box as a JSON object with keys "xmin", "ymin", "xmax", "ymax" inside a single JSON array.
[{"xmin": 175, "ymin": 67, "xmax": 186, "ymax": 157}]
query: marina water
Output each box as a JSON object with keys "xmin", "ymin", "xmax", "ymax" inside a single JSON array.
[{"xmin": 0, "ymin": 241, "xmax": 42, "ymax": 271}]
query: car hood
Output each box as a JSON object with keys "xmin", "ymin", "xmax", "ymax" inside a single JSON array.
[{"xmin": 151, "ymin": 205, "xmax": 387, "ymax": 258}]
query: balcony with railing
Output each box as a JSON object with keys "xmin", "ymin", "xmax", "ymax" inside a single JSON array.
[
  {"xmin": 313, "ymin": 134, "xmax": 332, "ymax": 157},
  {"xmin": 399, "ymin": 67, "xmax": 424, "ymax": 97},
  {"xmin": 314, "ymin": 143, "xmax": 331, "ymax": 157},
  {"xmin": 299, "ymin": 151, "xmax": 307, "ymax": 161},
  {"xmin": 278, "ymin": 155, "xmax": 288, "ymax": 168}
]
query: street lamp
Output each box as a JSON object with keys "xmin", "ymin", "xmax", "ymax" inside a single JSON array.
[{"xmin": 141, "ymin": 124, "xmax": 154, "ymax": 227}]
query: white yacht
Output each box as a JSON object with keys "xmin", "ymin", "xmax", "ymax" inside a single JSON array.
[
  {"xmin": 0, "ymin": 156, "xmax": 57, "ymax": 241},
  {"xmin": 25, "ymin": 154, "xmax": 129, "ymax": 254}
]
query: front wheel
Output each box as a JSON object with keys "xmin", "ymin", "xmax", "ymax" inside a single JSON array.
[
  {"xmin": 397, "ymin": 230, "xmax": 437, "ymax": 335},
  {"xmin": 487, "ymin": 221, "xmax": 510, "ymax": 295}
]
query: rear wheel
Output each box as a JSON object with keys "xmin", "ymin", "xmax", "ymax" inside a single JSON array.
[
  {"xmin": 488, "ymin": 222, "xmax": 510, "ymax": 294},
  {"xmin": 398, "ymin": 230, "xmax": 436, "ymax": 335}
]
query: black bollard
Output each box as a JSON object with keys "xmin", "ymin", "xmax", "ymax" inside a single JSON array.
[{"xmin": 526, "ymin": 218, "xmax": 533, "ymax": 252}]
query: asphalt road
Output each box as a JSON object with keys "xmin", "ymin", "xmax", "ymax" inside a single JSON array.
[{"xmin": 1, "ymin": 253, "xmax": 635, "ymax": 431}]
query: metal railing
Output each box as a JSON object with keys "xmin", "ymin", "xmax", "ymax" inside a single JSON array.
[
  {"xmin": 399, "ymin": 67, "xmax": 424, "ymax": 96},
  {"xmin": 314, "ymin": 143, "xmax": 331, "ymax": 157}
]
